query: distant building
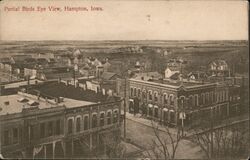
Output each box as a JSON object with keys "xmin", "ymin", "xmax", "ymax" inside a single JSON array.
[
  {"xmin": 10, "ymin": 55, "xmax": 33, "ymax": 64},
  {"xmin": 208, "ymin": 59, "xmax": 229, "ymax": 77},
  {"xmin": 164, "ymin": 67, "xmax": 180, "ymax": 79},
  {"xmin": 188, "ymin": 71, "xmax": 207, "ymax": 81}
]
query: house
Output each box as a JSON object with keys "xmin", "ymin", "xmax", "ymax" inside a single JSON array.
[
  {"xmin": 10, "ymin": 55, "xmax": 32, "ymax": 64},
  {"xmin": 164, "ymin": 67, "xmax": 180, "ymax": 79},
  {"xmin": 100, "ymin": 72, "xmax": 120, "ymax": 81},
  {"xmin": 133, "ymin": 72, "xmax": 163, "ymax": 81},
  {"xmin": 188, "ymin": 71, "xmax": 208, "ymax": 81},
  {"xmin": 208, "ymin": 59, "xmax": 229, "ymax": 77}
]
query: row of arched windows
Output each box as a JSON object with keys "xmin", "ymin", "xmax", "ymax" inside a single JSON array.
[
  {"xmin": 130, "ymin": 87, "xmax": 175, "ymax": 105},
  {"xmin": 67, "ymin": 109, "xmax": 119, "ymax": 134}
]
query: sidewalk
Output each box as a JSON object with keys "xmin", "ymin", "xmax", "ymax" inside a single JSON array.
[{"xmin": 126, "ymin": 112, "xmax": 249, "ymax": 137}]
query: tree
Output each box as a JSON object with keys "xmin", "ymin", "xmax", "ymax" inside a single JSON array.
[
  {"xmin": 190, "ymin": 119, "xmax": 249, "ymax": 159},
  {"xmin": 102, "ymin": 129, "xmax": 127, "ymax": 158},
  {"xmin": 145, "ymin": 121, "xmax": 183, "ymax": 160}
]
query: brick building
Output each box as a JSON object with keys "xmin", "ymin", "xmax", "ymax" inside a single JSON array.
[
  {"xmin": 0, "ymin": 82, "xmax": 122, "ymax": 159},
  {"xmin": 128, "ymin": 78, "xmax": 241, "ymax": 127}
]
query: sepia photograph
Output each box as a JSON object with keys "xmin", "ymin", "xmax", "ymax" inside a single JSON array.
[{"xmin": 0, "ymin": 0, "xmax": 249, "ymax": 159}]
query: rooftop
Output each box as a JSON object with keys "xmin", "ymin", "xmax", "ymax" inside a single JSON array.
[
  {"xmin": 29, "ymin": 81, "xmax": 115, "ymax": 103},
  {"xmin": 2, "ymin": 79, "xmax": 44, "ymax": 89},
  {"xmin": 0, "ymin": 92, "xmax": 95, "ymax": 116},
  {"xmin": 130, "ymin": 78, "xmax": 215, "ymax": 89}
]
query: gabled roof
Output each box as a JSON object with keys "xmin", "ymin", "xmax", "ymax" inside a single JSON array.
[
  {"xmin": 100, "ymin": 72, "xmax": 119, "ymax": 80},
  {"xmin": 0, "ymin": 57, "xmax": 11, "ymax": 63},
  {"xmin": 169, "ymin": 72, "xmax": 181, "ymax": 80},
  {"xmin": 209, "ymin": 59, "xmax": 228, "ymax": 66},
  {"xmin": 11, "ymin": 55, "xmax": 32, "ymax": 62}
]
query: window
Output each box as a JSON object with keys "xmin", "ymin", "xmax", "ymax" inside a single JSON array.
[
  {"xmin": 210, "ymin": 92, "xmax": 213, "ymax": 103},
  {"xmin": 163, "ymin": 110, "xmax": 169, "ymax": 123},
  {"xmin": 149, "ymin": 91, "xmax": 152, "ymax": 100},
  {"xmin": 134, "ymin": 88, "xmax": 137, "ymax": 97},
  {"xmin": 40, "ymin": 123, "xmax": 45, "ymax": 138},
  {"xmin": 100, "ymin": 113, "xmax": 105, "ymax": 126},
  {"xmin": 113, "ymin": 110, "xmax": 118, "ymax": 123},
  {"xmin": 29, "ymin": 125, "xmax": 35, "ymax": 140},
  {"xmin": 84, "ymin": 116, "xmax": 89, "ymax": 130},
  {"xmin": 202, "ymin": 93, "xmax": 205, "ymax": 104},
  {"xmin": 55, "ymin": 120, "xmax": 61, "ymax": 135},
  {"xmin": 48, "ymin": 121, "xmax": 53, "ymax": 136},
  {"xmin": 194, "ymin": 95, "xmax": 198, "ymax": 107},
  {"xmin": 189, "ymin": 96, "xmax": 193, "ymax": 108},
  {"xmin": 142, "ymin": 91, "xmax": 146, "ymax": 100},
  {"xmin": 205, "ymin": 93, "xmax": 209, "ymax": 104},
  {"xmin": 164, "ymin": 94, "xmax": 168, "ymax": 104},
  {"xmin": 68, "ymin": 119, "xmax": 73, "ymax": 134},
  {"xmin": 130, "ymin": 88, "xmax": 133, "ymax": 97},
  {"xmin": 138, "ymin": 89, "xmax": 141, "ymax": 98},
  {"xmin": 92, "ymin": 114, "xmax": 97, "ymax": 128},
  {"xmin": 107, "ymin": 111, "xmax": 112, "ymax": 124},
  {"xmin": 170, "ymin": 95, "xmax": 174, "ymax": 105},
  {"xmin": 13, "ymin": 128, "xmax": 18, "ymax": 144},
  {"xmin": 76, "ymin": 117, "xmax": 81, "ymax": 132},
  {"xmin": 154, "ymin": 92, "xmax": 158, "ymax": 102},
  {"xmin": 154, "ymin": 107, "xmax": 158, "ymax": 118},
  {"xmin": 4, "ymin": 130, "xmax": 10, "ymax": 145}
]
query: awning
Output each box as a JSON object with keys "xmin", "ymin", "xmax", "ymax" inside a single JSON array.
[
  {"xmin": 163, "ymin": 108, "xmax": 168, "ymax": 111},
  {"xmin": 169, "ymin": 109, "xmax": 175, "ymax": 112},
  {"xmin": 154, "ymin": 105, "xmax": 159, "ymax": 108},
  {"xmin": 129, "ymin": 99, "xmax": 134, "ymax": 102}
]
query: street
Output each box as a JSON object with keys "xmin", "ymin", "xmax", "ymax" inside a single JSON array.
[{"xmin": 122, "ymin": 115, "xmax": 206, "ymax": 159}]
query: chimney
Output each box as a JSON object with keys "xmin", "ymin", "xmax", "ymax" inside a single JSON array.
[{"xmin": 4, "ymin": 101, "xmax": 10, "ymax": 106}]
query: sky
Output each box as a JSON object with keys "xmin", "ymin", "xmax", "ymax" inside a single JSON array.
[{"xmin": 0, "ymin": 0, "xmax": 248, "ymax": 41}]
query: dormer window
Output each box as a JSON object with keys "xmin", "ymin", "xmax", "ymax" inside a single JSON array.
[
  {"xmin": 18, "ymin": 98, "xmax": 29, "ymax": 103},
  {"xmin": 27, "ymin": 100, "xmax": 39, "ymax": 106}
]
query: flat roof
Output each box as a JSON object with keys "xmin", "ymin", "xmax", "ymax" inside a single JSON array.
[
  {"xmin": 2, "ymin": 79, "xmax": 44, "ymax": 89},
  {"xmin": 30, "ymin": 81, "xmax": 110, "ymax": 103},
  {"xmin": 129, "ymin": 78, "xmax": 216, "ymax": 89},
  {"xmin": 0, "ymin": 93, "xmax": 95, "ymax": 116}
]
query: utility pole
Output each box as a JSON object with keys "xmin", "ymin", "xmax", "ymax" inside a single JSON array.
[
  {"xmin": 210, "ymin": 107, "xmax": 214, "ymax": 159},
  {"xmin": 123, "ymin": 76, "xmax": 127, "ymax": 140}
]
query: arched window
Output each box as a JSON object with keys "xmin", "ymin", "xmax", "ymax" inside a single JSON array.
[
  {"xmin": 142, "ymin": 90, "xmax": 146, "ymax": 100},
  {"xmin": 164, "ymin": 93, "xmax": 168, "ymax": 104},
  {"xmin": 76, "ymin": 117, "xmax": 81, "ymax": 132},
  {"xmin": 130, "ymin": 88, "xmax": 133, "ymax": 97},
  {"xmin": 194, "ymin": 95, "xmax": 198, "ymax": 107},
  {"xmin": 154, "ymin": 92, "xmax": 158, "ymax": 102},
  {"xmin": 100, "ymin": 112, "xmax": 105, "ymax": 127},
  {"xmin": 189, "ymin": 95, "xmax": 193, "ymax": 108},
  {"xmin": 92, "ymin": 114, "xmax": 97, "ymax": 128},
  {"xmin": 107, "ymin": 111, "xmax": 112, "ymax": 125},
  {"xmin": 148, "ymin": 90, "xmax": 152, "ymax": 100},
  {"xmin": 170, "ymin": 94, "xmax": 174, "ymax": 105},
  {"xmin": 138, "ymin": 89, "xmax": 141, "ymax": 98},
  {"xmin": 83, "ymin": 116, "xmax": 89, "ymax": 130},
  {"xmin": 201, "ymin": 93, "xmax": 205, "ymax": 105},
  {"xmin": 113, "ymin": 110, "xmax": 118, "ymax": 123},
  {"xmin": 210, "ymin": 92, "xmax": 213, "ymax": 103},
  {"xmin": 205, "ymin": 92, "xmax": 209, "ymax": 104},
  {"xmin": 68, "ymin": 119, "xmax": 73, "ymax": 134},
  {"xmin": 134, "ymin": 88, "xmax": 137, "ymax": 97}
]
